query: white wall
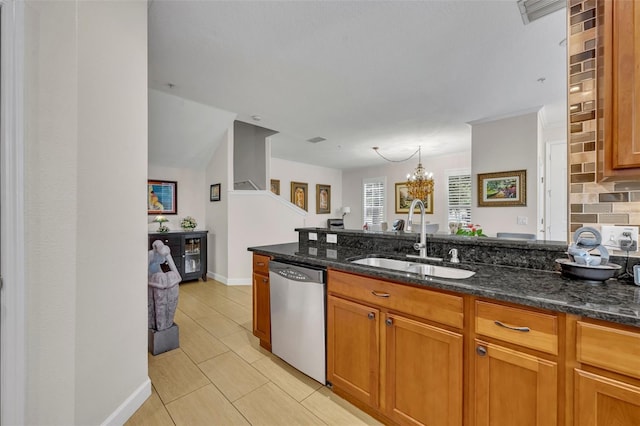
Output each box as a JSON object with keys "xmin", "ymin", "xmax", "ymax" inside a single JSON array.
[
  {"xmin": 227, "ymin": 192, "xmax": 307, "ymax": 284},
  {"xmin": 471, "ymin": 111, "xmax": 539, "ymax": 236},
  {"xmin": 270, "ymin": 157, "xmax": 343, "ymax": 227},
  {"xmin": 206, "ymin": 130, "xmax": 232, "ymax": 280},
  {"xmin": 148, "ymin": 164, "xmax": 207, "ymax": 232},
  {"xmin": 342, "ymin": 152, "xmax": 471, "ymax": 230},
  {"xmin": 24, "ymin": 1, "xmax": 149, "ymax": 424}
]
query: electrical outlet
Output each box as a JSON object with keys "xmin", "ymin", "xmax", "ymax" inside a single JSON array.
[
  {"xmin": 601, "ymin": 225, "xmax": 639, "ymax": 252},
  {"xmin": 327, "ymin": 234, "xmax": 338, "ymax": 244},
  {"xmin": 309, "ymin": 232, "xmax": 317, "ymax": 241},
  {"xmin": 517, "ymin": 216, "xmax": 528, "ymax": 225}
]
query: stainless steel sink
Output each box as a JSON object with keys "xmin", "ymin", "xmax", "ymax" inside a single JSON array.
[{"xmin": 351, "ymin": 257, "xmax": 475, "ymax": 279}]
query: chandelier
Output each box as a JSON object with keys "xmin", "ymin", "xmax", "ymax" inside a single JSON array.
[{"xmin": 405, "ymin": 147, "xmax": 434, "ymax": 201}]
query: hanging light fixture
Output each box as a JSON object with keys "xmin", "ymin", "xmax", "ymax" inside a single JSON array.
[{"xmin": 405, "ymin": 146, "xmax": 434, "ymax": 201}]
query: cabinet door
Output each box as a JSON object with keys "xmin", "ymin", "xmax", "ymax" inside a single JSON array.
[
  {"xmin": 252, "ymin": 272, "xmax": 271, "ymax": 345},
  {"xmin": 327, "ymin": 295, "xmax": 380, "ymax": 408},
  {"xmin": 575, "ymin": 369, "xmax": 640, "ymax": 426},
  {"xmin": 474, "ymin": 340, "xmax": 557, "ymax": 426},
  {"xmin": 601, "ymin": 0, "xmax": 640, "ymax": 177},
  {"xmin": 385, "ymin": 314, "xmax": 463, "ymax": 426}
]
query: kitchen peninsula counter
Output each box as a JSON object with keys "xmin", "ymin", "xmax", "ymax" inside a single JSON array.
[{"xmin": 249, "ymin": 242, "xmax": 640, "ymax": 327}]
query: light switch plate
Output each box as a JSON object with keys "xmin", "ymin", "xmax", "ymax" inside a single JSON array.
[
  {"xmin": 327, "ymin": 234, "xmax": 338, "ymax": 244},
  {"xmin": 517, "ymin": 216, "xmax": 528, "ymax": 225}
]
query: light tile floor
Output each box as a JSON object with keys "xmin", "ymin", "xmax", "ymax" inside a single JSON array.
[{"xmin": 126, "ymin": 279, "xmax": 382, "ymax": 426}]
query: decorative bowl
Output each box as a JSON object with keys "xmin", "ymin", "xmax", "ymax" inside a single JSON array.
[{"xmin": 555, "ymin": 258, "xmax": 621, "ymax": 282}]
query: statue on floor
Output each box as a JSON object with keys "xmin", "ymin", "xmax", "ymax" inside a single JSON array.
[{"xmin": 148, "ymin": 239, "xmax": 181, "ymax": 331}]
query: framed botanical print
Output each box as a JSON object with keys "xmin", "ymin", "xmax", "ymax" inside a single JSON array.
[
  {"xmin": 270, "ymin": 179, "xmax": 280, "ymax": 195},
  {"xmin": 290, "ymin": 181, "xmax": 308, "ymax": 211},
  {"xmin": 210, "ymin": 183, "xmax": 221, "ymax": 202},
  {"xmin": 316, "ymin": 184, "xmax": 331, "ymax": 214}
]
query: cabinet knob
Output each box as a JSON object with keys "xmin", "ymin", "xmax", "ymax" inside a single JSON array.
[
  {"xmin": 367, "ymin": 312, "xmax": 375, "ymax": 320},
  {"xmin": 385, "ymin": 318, "xmax": 393, "ymax": 327},
  {"xmin": 476, "ymin": 346, "xmax": 487, "ymax": 357},
  {"xmin": 262, "ymin": 278, "xmax": 268, "ymax": 283}
]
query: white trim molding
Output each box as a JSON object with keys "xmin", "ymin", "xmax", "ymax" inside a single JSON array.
[
  {"xmin": 207, "ymin": 271, "xmax": 251, "ymax": 286},
  {"xmin": 0, "ymin": 0, "xmax": 26, "ymax": 424},
  {"xmin": 101, "ymin": 378, "xmax": 151, "ymax": 426}
]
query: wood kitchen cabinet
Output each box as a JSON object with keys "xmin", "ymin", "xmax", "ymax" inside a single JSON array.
[
  {"xmin": 327, "ymin": 269, "xmax": 463, "ymax": 426},
  {"xmin": 252, "ymin": 253, "xmax": 271, "ymax": 350},
  {"xmin": 599, "ymin": 0, "xmax": 640, "ymax": 180},
  {"xmin": 574, "ymin": 321, "xmax": 640, "ymax": 425},
  {"xmin": 472, "ymin": 300, "xmax": 559, "ymax": 426},
  {"xmin": 473, "ymin": 341, "xmax": 558, "ymax": 426}
]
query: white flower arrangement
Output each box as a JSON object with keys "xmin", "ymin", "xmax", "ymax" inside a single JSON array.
[{"xmin": 180, "ymin": 216, "xmax": 197, "ymax": 230}]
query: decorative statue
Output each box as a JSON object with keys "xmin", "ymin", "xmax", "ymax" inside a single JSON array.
[{"xmin": 148, "ymin": 240, "xmax": 181, "ymax": 331}]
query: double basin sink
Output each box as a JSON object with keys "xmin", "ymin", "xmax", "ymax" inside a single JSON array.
[{"xmin": 350, "ymin": 256, "xmax": 475, "ymax": 279}]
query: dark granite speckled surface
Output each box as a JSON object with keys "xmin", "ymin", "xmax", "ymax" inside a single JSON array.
[{"xmin": 249, "ymin": 242, "xmax": 640, "ymax": 328}]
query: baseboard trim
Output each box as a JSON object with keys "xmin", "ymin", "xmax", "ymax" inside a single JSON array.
[
  {"xmin": 207, "ymin": 271, "xmax": 251, "ymax": 286},
  {"xmin": 101, "ymin": 377, "xmax": 151, "ymax": 426}
]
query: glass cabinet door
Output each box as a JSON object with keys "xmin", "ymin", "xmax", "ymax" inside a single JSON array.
[{"xmin": 184, "ymin": 237, "xmax": 202, "ymax": 275}]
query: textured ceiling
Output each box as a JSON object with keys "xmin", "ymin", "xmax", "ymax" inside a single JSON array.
[{"xmin": 148, "ymin": 0, "xmax": 567, "ymax": 170}]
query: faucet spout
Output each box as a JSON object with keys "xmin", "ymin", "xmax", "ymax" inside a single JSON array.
[{"xmin": 406, "ymin": 198, "xmax": 427, "ymax": 258}]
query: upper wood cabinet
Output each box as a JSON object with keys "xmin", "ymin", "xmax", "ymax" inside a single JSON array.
[{"xmin": 599, "ymin": 0, "xmax": 640, "ymax": 180}]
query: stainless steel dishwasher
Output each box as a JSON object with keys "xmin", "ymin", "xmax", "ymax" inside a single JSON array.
[{"xmin": 269, "ymin": 260, "xmax": 326, "ymax": 384}]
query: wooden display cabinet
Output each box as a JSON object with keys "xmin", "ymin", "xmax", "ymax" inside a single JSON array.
[{"xmin": 148, "ymin": 230, "xmax": 208, "ymax": 282}]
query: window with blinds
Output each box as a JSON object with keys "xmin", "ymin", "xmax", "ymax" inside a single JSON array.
[
  {"xmin": 363, "ymin": 177, "xmax": 385, "ymax": 226},
  {"xmin": 447, "ymin": 171, "xmax": 471, "ymax": 225}
]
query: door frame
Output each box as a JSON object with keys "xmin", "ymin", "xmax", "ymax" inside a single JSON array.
[
  {"xmin": 0, "ymin": 0, "xmax": 26, "ymax": 424},
  {"xmin": 544, "ymin": 140, "xmax": 568, "ymax": 242}
]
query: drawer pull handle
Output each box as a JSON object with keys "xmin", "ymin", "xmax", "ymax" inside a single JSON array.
[
  {"xmin": 367, "ymin": 312, "xmax": 375, "ymax": 320},
  {"xmin": 371, "ymin": 291, "xmax": 390, "ymax": 298},
  {"xmin": 385, "ymin": 318, "xmax": 393, "ymax": 326},
  {"xmin": 257, "ymin": 262, "xmax": 265, "ymax": 266},
  {"xmin": 494, "ymin": 320, "xmax": 530, "ymax": 332}
]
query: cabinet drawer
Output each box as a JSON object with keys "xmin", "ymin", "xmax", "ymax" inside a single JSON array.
[
  {"xmin": 475, "ymin": 300, "xmax": 558, "ymax": 355},
  {"xmin": 577, "ymin": 321, "xmax": 640, "ymax": 379},
  {"xmin": 253, "ymin": 254, "xmax": 270, "ymax": 276},
  {"xmin": 328, "ymin": 269, "xmax": 463, "ymax": 329}
]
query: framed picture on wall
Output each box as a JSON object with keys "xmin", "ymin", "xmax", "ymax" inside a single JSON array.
[
  {"xmin": 148, "ymin": 180, "xmax": 177, "ymax": 215},
  {"xmin": 210, "ymin": 183, "xmax": 221, "ymax": 202},
  {"xmin": 477, "ymin": 169, "xmax": 526, "ymax": 207},
  {"xmin": 290, "ymin": 181, "xmax": 308, "ymax": 211},
  {"xmin": 395, "ymin": 182, "xmax": 433, "ymax": 214},
  {"xmin": 316, "ymin": 184, "xmax": 331, "ymax": 214},
  {"xmin": 270, "ymin": 179, "xmax": 280, "ymax": 195}
]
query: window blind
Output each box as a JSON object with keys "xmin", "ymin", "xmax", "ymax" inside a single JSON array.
[
  {"xmin": 363, "ymin": 179, "xmax": 385, "ymax": 226},
  {"xmin": 447, "ymin": 173, "xmax": 471, "ymax": 225}
]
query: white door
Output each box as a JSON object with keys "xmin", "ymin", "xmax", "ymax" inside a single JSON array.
[{"xmin": 545, "ymin": 141, "xmax": 568, "ymax": 242}]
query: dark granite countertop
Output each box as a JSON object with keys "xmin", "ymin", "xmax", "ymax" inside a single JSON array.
[{"xmin": 249, "ymin": 242, "xmax": 640, "ymax": 328}]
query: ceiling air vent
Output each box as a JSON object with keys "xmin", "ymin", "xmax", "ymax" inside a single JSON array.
[
  {"xmin": 517, "ymin": 0, "xmax": 565, "ymax": 25},
  {"xmin": 306, "ymin": 137, "xmax": 326, "ymax": 143}
]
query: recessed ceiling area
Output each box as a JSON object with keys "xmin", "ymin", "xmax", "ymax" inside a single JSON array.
[{"xmin": 148, "ymin": 1, "xmax": 567, "ymax": 170}]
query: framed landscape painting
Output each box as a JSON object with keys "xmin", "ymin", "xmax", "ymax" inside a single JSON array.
[
  {"xmin": 395, "ymin": 182, "xmax": 433, "ymax": 214},
  {"xmin": 477, "ymin": 169, "xmax": 526, "ymax": 207},
  {"xmin": 270, "ymin": 179, "xmax": 280, "ymax": 195},
  {"xmin": 148, "ymin": 180, "xmax": 177, "ymax": 215}
]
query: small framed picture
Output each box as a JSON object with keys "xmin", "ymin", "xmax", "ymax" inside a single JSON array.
[
  {"xmin": 210, "ymin": 183, "xmax": 221, "ymax": 202},
  {"xmin": 395, "ymin": 182, "xmax": 433, "ymax": 214},
  {"xmin": 477, "ymin": 169, "xmax": 526, "ymax": 207},
  {"xmin": 148, "ymin": 180, "xmax": 177, "ymax": 215},
  {"xmin": 290, "ymin": 181, "xmax": 308, "ymax": 211},
  {"xmin": 316, "ymin": 184, "xmax": 331, "ymax": 214},
  {"xmin": 270, "ymin": 179, "xmax": 280, "ymax": 195}
]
